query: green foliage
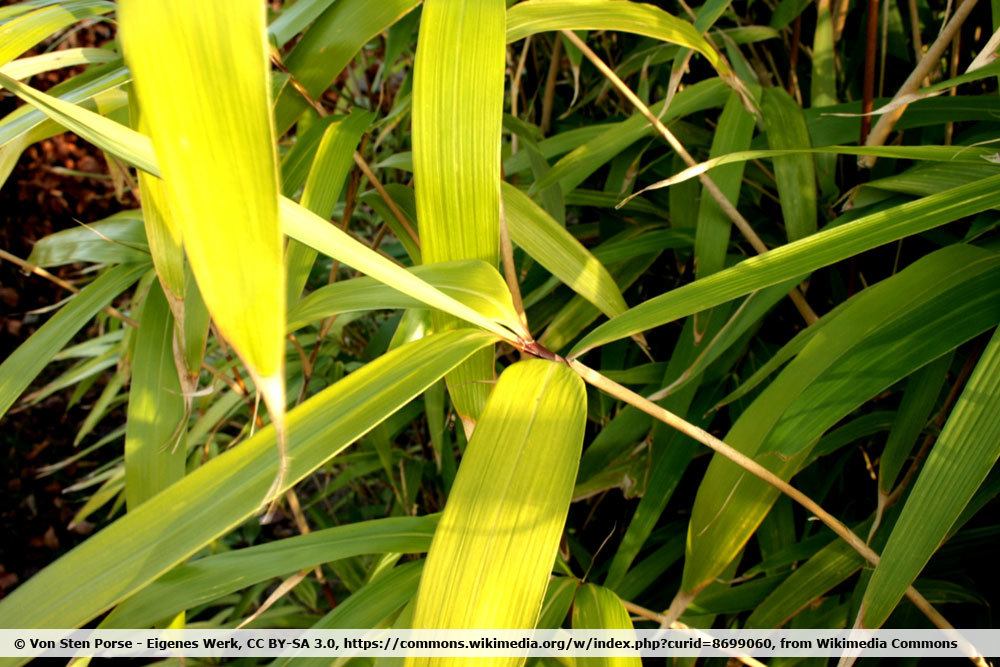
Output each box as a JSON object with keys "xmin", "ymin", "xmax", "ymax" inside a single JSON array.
[{"xmin": 1, "ymin": 0, "xmax": 998, "ymax": 661}]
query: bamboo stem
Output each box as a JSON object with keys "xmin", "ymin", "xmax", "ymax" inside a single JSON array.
[
  {"xmin": 860, "ymin": 0, "xmax": 980, "ymax": 166},
  {"xmin": 0, "ymin": 249, "xmax": 137, "ymax": 327},
  {"xmin": 860, "ymin": 0, "xmax": 879, "ymax": 143},
  {"xmin": 569, "ymin": 357, "xmax": 987, "ymax": 665},
  {"xmin": 560, "ymin": 30, "xmax": 819, "ymax": 327}
]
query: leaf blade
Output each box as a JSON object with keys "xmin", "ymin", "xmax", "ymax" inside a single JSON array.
[
  {"xmin": 119, "ymin": 0, "xmax": 286, "ymax": 422},
  {"xmin": 413, "ymin": 0, "xmax": 507, "ymax": 421},
  {"xmin": 409, "ymin": 360, "xmax": 586, "ymax": 661},
  {"xmin": 0, "ymin": 330, "xmax": 497, "ymax": 635}
]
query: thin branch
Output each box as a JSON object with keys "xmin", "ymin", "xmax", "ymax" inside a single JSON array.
[
  {"xmin": 0, "ymin": 249, "xmax": 137, "ymax": 327},
  {"xmin": 540, "ymin": 35, "xmax": 563, "ymax": 135},
  {"xmin": 860, "ymin": 0, "xmax": 980, "ymax": 166},
  {"xmin": 906, "ymin": 0, "xmax": 927, "ymax": 72},
  {"xmin": 498, "ymin": 197, "xmax": 528, "ymax": 328},
  {"xmin": 352, "ymin": 151, "xmax": 420, "ymax": 247},
  {"xmin": 568, "ymin": 358, "xmax": 988, "ymax": 666},
  {"xmin": 943, "ymin": 29, "xmax": 961, "ymax": 145},
  {"xmin": 560, "ymin": 30, "xmax": 819, "ymax": 327},
  {"xmin": 860, "ymin": 0, "xmax": 879, "ymax": 143},
  {"xmin": 510, "ymin": 36, "xmax": 532, "ymax": 154}
]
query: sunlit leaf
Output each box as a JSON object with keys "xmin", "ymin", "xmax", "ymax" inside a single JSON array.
[{"xmin": 410, "ymin": 360, "xmax": 586, "ymax": 665}]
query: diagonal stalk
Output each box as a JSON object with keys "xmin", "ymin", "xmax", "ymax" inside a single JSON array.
[
  {"xmin": 859, "ymin": 0, "xmax": 979, "ymax": 166},
  {"xmin": 0, "ymin": 249, "xmax": 137, "ymax": 327},
  {"xmin": 559, "ymin": 30, "xmax": 819, "ymax": 327},
  {"xmin": 567, "ymin": 358, "xmax": 987, "ymax": 666}
]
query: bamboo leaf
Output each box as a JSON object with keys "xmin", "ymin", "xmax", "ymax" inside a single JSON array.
[
  {"xmin": 533, "ymin": 78, "xmax": 729, "ymax": 195},
  {"xmin": 124, "ymin": 281, "xmax": 186, "ymax": 509},
  {"xmin": 266, "ymin": 0, "xmax": 338, "ymax": 48},
  {"xmin": 286, "ymin": 109, "xmax": 373, "ymax": 302},
  {"xmin": 129, "ymin": 95, "xmax": 184, "ymax": 304},
  {"xmin": 281, "ymin": 201, "xmax": 522, "ymax": 342},
  {"xmin": 413, "ymin": 0, "xmax": 506, "ymax": 422},
  {"xmin": 275, "ymin": 562, "xmax": 425, "ymax": 667},
  {"xmin": 289, "ymin": 260, "xmax": 523, "ymax": 334},
  {"xmin": 0, "ymin": 47, "xmax": 115, "ymax": 80},
  {"xmin": 679, "ymin": 245, "xmax": 1000, "ymax": 598},
  {"xmin": 570, "ymin": 175, "xmax": 1000, "ymax": 357},
  {"xmin": 878, "ymin": 353, "xmax": 952, "ymax": 495},
  {"xmin": 540, "ymin": 254, "xmax": 657, "ymax": 353},
  {"xmin": 0, "ymin": 1, "xmax": 113, "ymax": 68},
  {"xmin": 0, "ymin": 263, "xmax": 147, "ymax": 420},
  {"xmin": 0, "ymin": 66, "xmax": 128, "ymax": 192},
  {"xmin": 103, "ymin": 516, "xmax": 438, "ymax": 628},
  {"xmin": 761, "ymin": 86, "xmax": 817, "ymax": 241},
  {"xmin": 506, "ymin": 0, "xmax": 730, "ymax": 79},
  {"xmin": 572, "ymin": 584, "xmax": 642, "ymax": 667},
  {"xmin": 626, "ymin": 144, "xmax": 998, "ymax": 195},
  {"xmin": 410, "ymin": 360, "xmax": 586, "ymax": 663},
  {"xmin": 694, "ymin": 90, "xmax": 757, "ymax": 280},
  {"xmin": 859, "ymin": 327, "xmax": 1000, "ymax": 628},
  {"xmin": 26, "ymin": 210, "xmax": 148, "ymax": 267},
  {"xmin": 503, "ymin": 183, "xmax": 627, "ymax": 318},
  {"xmin": 273, "ymin": 0, "xmax": 420, "ymax": 133},
  {"xmin": 118, "ymin": 0, "xmax": 287, "ymax": 444},
  {"xmin": 0, "ymin": 330, "xmax": 496, "ymax": 639}
]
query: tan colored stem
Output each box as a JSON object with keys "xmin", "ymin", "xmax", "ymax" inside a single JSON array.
[
  {"xmin": 559, "ymin": 30, "xmax": 819, "ymax": 327},
  {"xmin": 569, "ymin": 358, "xmax": 986, "ymax": 664},
  {"xmin": 498, "ymin": 197, "xmax": 528, "ymax": 329},
  {"xmin": 0, "ymin": 249, "xmax": 137, "ymax": 327},
  {"xmin": 860, "ymin": 0, "xmax": 980, "ymax": 166},
  {"xmin": 540, "ymin": 36, "xmax": 563, "ymax": 135},
  {"xmin": 906, "ymin": 0, "xmax": 929, "ymax": 84},
  {"xmin": 352, "ymin": 151, "xmax": 420, "ymax": 246},
  {"xmin": 510, "ymin": 36, "xmax": 532, "ymax": 154}
]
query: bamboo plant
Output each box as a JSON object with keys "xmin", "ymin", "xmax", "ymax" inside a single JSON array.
[{"xmin": 1, "ymin": 0, "xmax": 999, "ymax": 665}]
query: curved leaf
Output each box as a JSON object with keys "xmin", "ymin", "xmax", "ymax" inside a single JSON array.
[
  {"xmin": 104, "ymin": 516, "xmax": 438, "ymax": 628},
  {"xmin": 680, "ymin": 245, "xmax": 1000, "ymax": 597},
  {"xmin": 413, "ymin": 0, "xmax": 506, "ymax": 422},
  {"xmin": 0, "ymin": 263, "xmax": 147, "ymax": 420},
  {"xmin": 0, "ymin": 330, "xmax": 497, "ymax": 636},
  {"xmin": 506, "ymin": 0, "xmax": 729, "ymax": 78}
]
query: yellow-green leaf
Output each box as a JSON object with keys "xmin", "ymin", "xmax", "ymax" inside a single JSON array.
[
  {"xmin": 503, "ymin": 183, "xmax": 627, "ymax": 319},
  {"xmin": 0, "ymin": 1, "xmax": 113, "ymax": 69},
  {"xmin": 128, "ymin": 93, "xmax": 184, "ymax": 303},
  {"xmin": 572, "ymin": 584, "xmax": 642, "ymax": 667},
  {"xmin": 0, "ymin": 330, "xmax": 498, "ymax": 638},
  {"xmin": 286, "ymin": 109, "xmax": 373, "ymax": 303},
  {"xmin": 124, "ymin": 281, "xmax": 186, "ymax": 509},
  {"xmin": 118, "ymin": 0, "xmax": 286, "ymax": 435},
  {"xmin": 413, "ymin": 0, "xmax": 506, "ymax": 424},
  {"xmin": 0, "ymin": 263, "xmax": 147, "ymax": 420},
  {"xmin": 288, "ymin": 260, "xmax": 523, "ymax": 334},
  {"xmin": 409, "ymin": 359, "xmax": 586, "ymax": 667}
]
